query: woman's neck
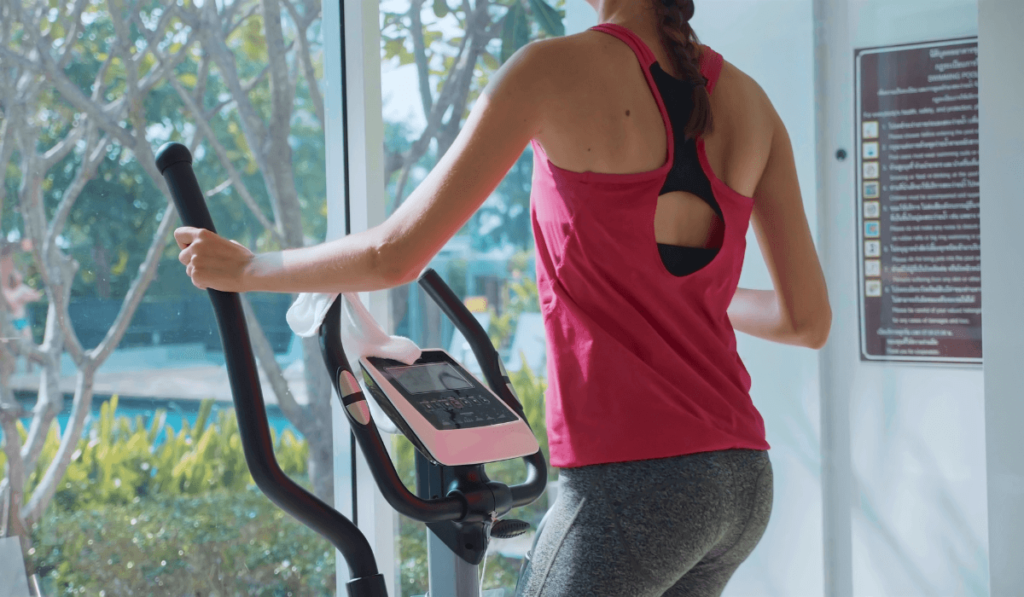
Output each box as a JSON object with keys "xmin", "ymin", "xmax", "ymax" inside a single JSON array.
[{"xmin": 589, "ymin": 0, "xmax": 658, "ymax": 37}]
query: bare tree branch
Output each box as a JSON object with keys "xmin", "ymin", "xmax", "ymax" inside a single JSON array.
[
  {"xmin": 281, "ymin": 0, "xmax": 323, "ymax": 127},
  {"xmin": 0, "ymin": 1, "xmax": 140, "ymax": 149},
  {"xmin": 260, "ymin": 0, "xmax": 301, "ymax": 241},
  {"xmin": 19, "ymin": 356, "xmax": 65, "ymax": 474},
  {"xmin": 88, "ymin": 200, "xmax": 178, "ymax": 381},
  {"xmin": 22, "ymin": 371, "xmax": 96, "ymax": 524},
  {"xmin": 19, "ymin": 128, "xmax": 108, "ymax": 473},
  {"xmin": 0, "ymin": 95, "xmax": 17, "ymax": 213},
  {"xmin": 202, "ymin": 59, "xmax": 283, "ymax": 118},
  {"xmin": 0, "ymin": 6, "xmax": 198, "ymax": 152},
  {"xmin": 389, "ymin": 16, "xmax": 475, "ymax": 205},
  {"xmin": 0, "ymin": 45, "xmax": 124, "ymax": 148},
  {"xmin": 39, "ymin": 118, "xmax": 89, "ymax": 171},
  {"xmin": 225, "ymin": 1, "xmax": 261, "ymax": 37},
  {"xmin": 169, "ymin": 77, "xmax": 286, "ymax": 245},
  {"xmin": 91, "ymin": 51, "xmax": 116, "ymax": 103},
  {"xmin": 0, "ymin": 414, "xmax": 28, "ymax": 542},
  {"xmin": 195, "ymin": 0, "xmax": 271, "ymax": 174},
  {"xmin": 408, "ymin": 0, "xmax": 434, "ymax": 118},
  {"xmin": 137, "ymin": 36, "xmax": 201, "ymax": 97},
  {"xmin": 54, "ymin": 0, "xmax": 93, "ymax": 70},
  {"xmin": 19, "ymin": 192, "xmax": 178, "ymax": 520},
  {"xmin": 205, "ymin": 178, "xmax": 233, "ymax": 196},
  {"xmin": 188, "ymin": 54, "xmax": 212, "ymax": 155},
  {"xmin": 45, "ymin": 127, "xmax": 108, "ymax": 279},
  {"xmin": 129, "ymin": 3, "xmax": 180, "ymax": 69}
]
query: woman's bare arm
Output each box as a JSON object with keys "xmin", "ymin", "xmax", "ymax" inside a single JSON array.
[
  {"xmin": 177, "ymin": 41, "xmax": 553, "ymax": 294},
  {"xmin": 728, "ymin": 104, "xmax": 831, "ymax": 349},
  {"xmin": 237, "ymin": 43, "xmax": 551, "ymax": 294}
]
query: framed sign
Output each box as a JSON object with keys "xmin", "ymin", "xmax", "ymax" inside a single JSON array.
[{"xmin": 855, "ymin": 38, "xmax": 981, "ymax": 363}]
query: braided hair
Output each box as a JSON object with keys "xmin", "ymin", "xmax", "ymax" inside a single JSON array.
[{"xmin": 651, "ymin": 0, "xmax": 713, "ymax": 139}]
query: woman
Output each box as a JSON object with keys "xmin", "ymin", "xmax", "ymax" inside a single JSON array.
[
  {"xmin": 2, "ymin": 241, "xmax": 43, "ymax": 373},
  {"xmin": 175, "ymin": 0, "xmax": 830, "ymax": 594}
]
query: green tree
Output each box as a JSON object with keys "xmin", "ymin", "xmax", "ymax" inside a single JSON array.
[{"xmin": 0, "ymin": 0, "xmax": 334, "ymax": 550}]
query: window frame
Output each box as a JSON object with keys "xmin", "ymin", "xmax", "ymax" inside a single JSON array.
[{"xmin": 326, "ymin": 0, "xmax": 396, "ymax": 595}]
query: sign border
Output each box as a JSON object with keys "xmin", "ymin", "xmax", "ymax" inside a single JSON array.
[{"xmin": 854, "ymin": 37, "xmax": 982, "ymax": 365}]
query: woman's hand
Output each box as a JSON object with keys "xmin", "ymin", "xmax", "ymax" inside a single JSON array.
[{"xmin": 174, "ymin": 227, "xmax": 255, "ymax": 292}]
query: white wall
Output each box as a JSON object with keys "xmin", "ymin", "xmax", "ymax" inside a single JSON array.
[
  {"xmin": 979, "ymin": 0, "xmax": 1024, "ymax": 594},
  {"xmin": 565, "ymin": 1, "xmax": 824, "ymax": 595},
  {"xmin": 817, "ymin": 1, "xmax": 989, "ymax": 595}
]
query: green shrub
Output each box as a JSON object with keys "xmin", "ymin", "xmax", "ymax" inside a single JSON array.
[
  {"xmin": 17, "ymin": 396, "xmax": 309, "ymax": 513},
  {"xmin": 6, "ymin": 397, "xmax": 322, "ymax": 594},
  {"xmin": 28, "ymin": 488, "xmax": 335, "ymax": 596},
  {"xmin": 5, "ymin": 375, "xmax": 553, "ymax": 596}
]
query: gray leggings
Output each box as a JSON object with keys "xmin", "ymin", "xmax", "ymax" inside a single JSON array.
[{"xmin": 515, "ymin": 449, "xmax": 773, "ymax": 597}]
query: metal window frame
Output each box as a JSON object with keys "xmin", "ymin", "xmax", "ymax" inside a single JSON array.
[{"xmin": 322, "ymin": 0, "xmax": 395, "ymax": 595}]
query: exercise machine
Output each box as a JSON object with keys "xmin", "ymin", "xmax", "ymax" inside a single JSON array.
[{"xmin": 156, "ymin": 142, "xmax": 548, "ymax": 597}]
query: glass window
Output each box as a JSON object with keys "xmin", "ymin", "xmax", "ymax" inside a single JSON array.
[
  {"xmin": 1, "ymin": 0, "xmax": 335, "ymax": 593},
  {"xmin": 378, "ymin": 0, "xmax": 564, "ymax": 594}
]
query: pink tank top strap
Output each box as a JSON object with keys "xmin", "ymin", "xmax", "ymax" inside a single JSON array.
[
  {"xmin": 699, "ymin": 47, "xmax": 725, "ymax": 95},
  {"xmin": 593, "ymin": 23, "xmax": 724, "ymax": 95},
  {"xmin": 590, "ymin": 23, "xmax": 657, "ymax": 67}
]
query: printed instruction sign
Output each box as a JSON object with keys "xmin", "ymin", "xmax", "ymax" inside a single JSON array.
[{"xmin": 855, "ymin": 39, "xmax": 981, "ymax": 363}]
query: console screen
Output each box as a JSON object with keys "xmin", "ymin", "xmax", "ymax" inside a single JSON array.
[{"xmin": 388, "ymin": 362, "xmax": 473, "ymax": 394}]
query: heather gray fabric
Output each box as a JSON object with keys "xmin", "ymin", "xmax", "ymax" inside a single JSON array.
[{"xmin": 515, "ymin": 449, "xmax": 773, "ymax": 597}]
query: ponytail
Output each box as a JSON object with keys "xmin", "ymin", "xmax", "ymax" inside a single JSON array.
[{"xmin": 650, "ymin": 0, "xmax": 712, "ymax": 139}]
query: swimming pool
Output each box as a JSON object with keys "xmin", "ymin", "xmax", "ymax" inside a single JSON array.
[{"xmin": 8, "ymin": 393, "xmax": 301, "ymax": 442}]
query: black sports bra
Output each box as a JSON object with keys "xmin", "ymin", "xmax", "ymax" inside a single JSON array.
[{"xmin": 649, "ymin": 63, "xmax": 722, "ymax": 277}]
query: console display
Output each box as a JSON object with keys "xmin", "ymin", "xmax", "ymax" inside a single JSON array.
[{"xmin": 388, "ymin": 362, "xmax": 473, "ymax": 394}]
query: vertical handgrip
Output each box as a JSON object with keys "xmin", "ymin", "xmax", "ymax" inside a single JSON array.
[
  {"xmin": 155, "ymin": 143, "xmax": 218, "ymax": 233},
  {"xmin": 416, "ymin": 268, "xmax": 526, "ymax": 419},
  {"xmin": 317, "ymin": 295, "xmax": 468, "ymax": 523},
  {"xmin": 416, "ymin": 269, "xmax": 547, "ymax": 507},
  {"xmin": 155, "ymin": 142, "xmax": 387, "ymax": 596}
]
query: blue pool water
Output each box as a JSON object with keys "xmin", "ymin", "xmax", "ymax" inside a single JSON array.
[{"xmin": 7, "ymin": 394, "xmax": 301, "ymax": 443}]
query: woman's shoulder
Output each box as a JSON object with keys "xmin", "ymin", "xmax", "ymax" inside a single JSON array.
[
  {"xmin": 709, "ymin": 52, "xmax": 769, "ymax": 101},
  {"xmin": 711, "ymin": 55, "xmax": 777, "ymax": 130},
  {"xmin": 517, "ymin": 30, "xmax": 637, "ymax": 76},
  {"xmin": 500, "ymin": 32, "xmax": 637, "ymax": 110}
]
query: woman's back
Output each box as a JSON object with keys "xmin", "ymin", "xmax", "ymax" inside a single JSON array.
[
  {"xmin": 533, "ymin": 27, "xmax": 775, "ymax": 250},
  {"xmin": 527, "ymin": 22, "xmax": 771, "ymax": 469},
  {"xmin": 513, "ymin": 16, "xmax": 805, "ymax": 596}
]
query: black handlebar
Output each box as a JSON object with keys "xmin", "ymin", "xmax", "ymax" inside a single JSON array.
[
  {"xmin": 156, "ymin": 140, "xmax": 547, "ymax": 591},
  {"xmin": 156, "ymin": 142, "xmax": 387, "ymax": 596}
]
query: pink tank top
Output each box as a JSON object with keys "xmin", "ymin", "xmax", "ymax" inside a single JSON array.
[{"xmin": 530, "ymin": 23, "xmax": 770, "ymax": 468}]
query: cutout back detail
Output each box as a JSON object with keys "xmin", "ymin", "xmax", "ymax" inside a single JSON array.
[{"xmin": 649, "ymin": 56, "xmax": 725, "ymax": 276}]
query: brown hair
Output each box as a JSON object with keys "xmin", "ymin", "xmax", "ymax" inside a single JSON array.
[{"xmin": 651, "ymin": 0, "xmax": 713, "ymax": 139}]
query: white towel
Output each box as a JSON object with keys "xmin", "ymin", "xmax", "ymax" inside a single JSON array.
[{"xmin": 286, "ymin": 292, "xmax": 421, "ymax": 435}]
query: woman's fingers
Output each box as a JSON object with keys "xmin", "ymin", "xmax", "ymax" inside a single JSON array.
[
  {"xmin": 173, "ymin": 226, "xmax": 200, "ymax": 250},
  {"xmin": 175, "ymin": 227, "xmax": 199, "ymax": 267},
  {"xmin": 173, "ymin": 227, "xmax": 253, "ymax": 292}
]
